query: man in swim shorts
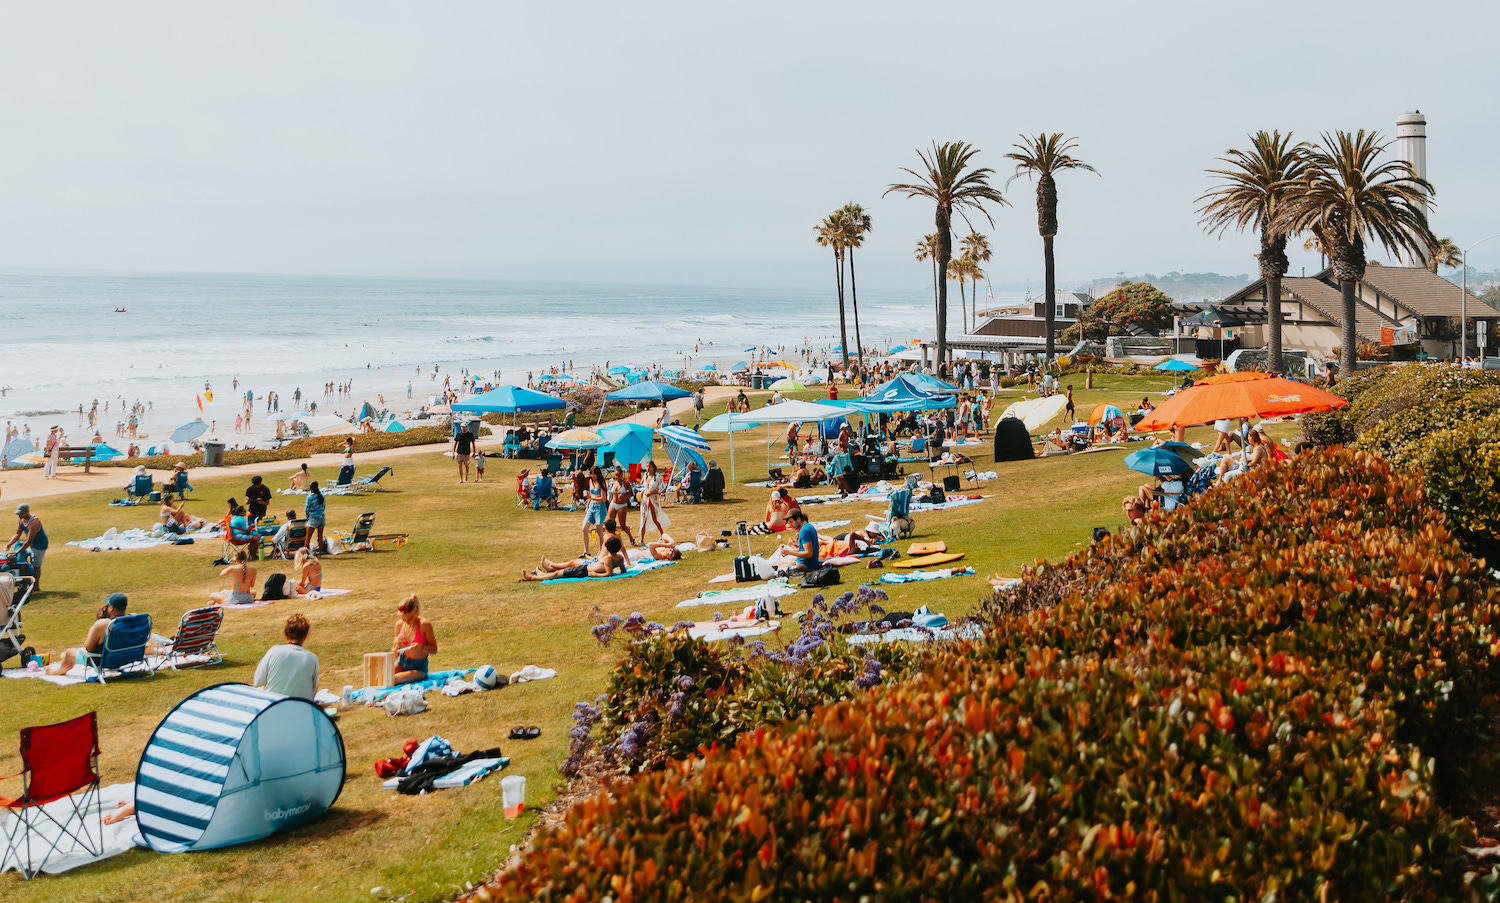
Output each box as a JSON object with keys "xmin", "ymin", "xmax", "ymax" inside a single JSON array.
[{"xmin": 47, "ymin": 593, "xmax": 127, "ymax": 675}]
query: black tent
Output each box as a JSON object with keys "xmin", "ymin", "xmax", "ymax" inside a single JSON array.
[{"xmin": 994, "ymin": 417, "xmax": 1035, "ymax": 462}]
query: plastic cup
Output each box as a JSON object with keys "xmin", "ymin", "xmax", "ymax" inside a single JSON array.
[{"xmin": 501, "ymin": 775, "xmax": 526, "ymax": 818}]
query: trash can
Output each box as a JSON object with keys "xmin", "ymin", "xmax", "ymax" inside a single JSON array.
[
  {"xmin": 751, "ymin": 374, "xmax": 764, "ymax": 390},
  {"xmin": 203, "ymin": 441, "xmax": 225, "ymax": 467}
]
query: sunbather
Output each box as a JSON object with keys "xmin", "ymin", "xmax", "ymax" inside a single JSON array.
[
  {"xmin": 392, "ymin": 594, "xmax": 438, "ymax": 684},
  {"xmin": 520, "ymin": 536, "xmax": 630, "ymax": 581},
  {"xmin": 627, "ymin": 536, "xmax": 682, "ymax": 563},
  {"xmin": 46, "ymin": 593, "xmax": 127, "ymax": 675},
  {"xmin": 1122, "ymin": 496, "xmax": 1146, "ymax": 524},
  {"xmin": 210, "ymin": 549, "xmax": 258, "ymax": 605},
  {"xmin": 292, "ymin": 547, "xmax": 322, "ymax": 594},
  {"xmin": 159, "ymin": 493, "xmax": 204, "ymax": 533},
  {"xmin": 747, "ymin": 489, "xmax": 800, "ymax": 534},
  {"xmin": 775, "ymin": 510, "xmax": 820, "ymax": 574},
  {"xmin": 289, "ymin": 463, "xmax": 310, "ymax": 491}
]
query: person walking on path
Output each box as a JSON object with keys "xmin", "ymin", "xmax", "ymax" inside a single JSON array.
[
  {"xmin": 452, "ymin": 421, "xmax": 476, "ymax": 483},
  {"xmin": 693, "ymin": 388, "xmax": 705, "ymax": 423},
  {"xmin": 43, "ymin": 427, "xmax": 60, "ymax": 479},
  {"xmin": 9, "ymin": 503, "xmax": 49, "ymax": 591}
]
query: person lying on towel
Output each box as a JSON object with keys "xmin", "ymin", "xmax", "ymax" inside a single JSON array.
[{"xmin": 520, "ymin": 535, "xmax": 630, "ymax": 582}]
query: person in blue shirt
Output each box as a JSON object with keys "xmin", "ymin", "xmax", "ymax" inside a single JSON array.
[{"xmin": 779, "ymin": 509, "xmax": 820, "ymax": 573}]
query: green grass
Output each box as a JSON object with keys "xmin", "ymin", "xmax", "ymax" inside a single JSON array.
[{"xmin": 1, "ymin": 374, "xmax": 1244, "ymax": 901}]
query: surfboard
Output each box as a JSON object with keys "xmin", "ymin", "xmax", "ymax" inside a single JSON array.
[
  {"xmin": 891, "ymin": 552, "xmax": 965, "ymax": 569},
  {"xmin": 906, "ymin": 541, "xmax": 947, "ymax": 556}
]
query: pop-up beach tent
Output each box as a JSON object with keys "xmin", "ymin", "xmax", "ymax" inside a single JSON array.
[{"xmin": 134, "ymin": 684, "xmax": 345, "ymax": 853}]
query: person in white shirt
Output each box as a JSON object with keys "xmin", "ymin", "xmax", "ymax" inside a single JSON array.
[{"xmin": 253, "ymin": 614, "xmax": 319, "ymax": 699}]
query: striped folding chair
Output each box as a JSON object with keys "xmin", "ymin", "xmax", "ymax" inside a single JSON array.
[{"xmin": 160, "ymin": 606, "xmax": 225, "ymax": 669}]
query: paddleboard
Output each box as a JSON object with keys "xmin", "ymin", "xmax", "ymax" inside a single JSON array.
[
  {"xmin": 891, "ymin": 552, "xmax": 965, "ymax": 569},
  {"xmin": 907, "ymin": 541, "xmax": 947, "ymax": 555}
]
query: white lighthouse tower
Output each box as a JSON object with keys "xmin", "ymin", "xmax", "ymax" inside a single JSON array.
[{"xmin": 1394, "ymin": 110, "xmax": 1429, "ymax": 268}]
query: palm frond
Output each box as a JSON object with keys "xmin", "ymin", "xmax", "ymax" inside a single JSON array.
[{"xmin": 1004, "ymin": 133, "xmax": 1098, "ymax": 188}]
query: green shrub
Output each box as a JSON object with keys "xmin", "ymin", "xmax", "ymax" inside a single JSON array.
[
  {"xmin": 103, "ymin": 426, "xmax": 452, "ymax": 470},
  {"xmin": 465, "ymin": 451, "xmax": 1500, "ymax": 902},
  {"xmin": 1405, "ymin": 412, "xmax": 1500, "ymax": 539}
]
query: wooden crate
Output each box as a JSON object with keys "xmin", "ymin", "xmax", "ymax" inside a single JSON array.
[{"xmin": 363, "ymin": 651, "xmax": 396, "ymax": 689}]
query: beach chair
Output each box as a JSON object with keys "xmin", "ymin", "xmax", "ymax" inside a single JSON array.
[
  {"xmin": 330, "ymin": 468, "xmax": 354, "ymax": 489},
  {"xmin": 0, "ymin": 712, "xmax": 102, "ymax": 879},
  {"xmin": 274, "ymin": 519, "xmax": 309, "ymax": 559},
  {"xmin": 545, "ymin": 453, "xmax": 563, "ymax": 476},
  {"xmin": 600, "ymin": 451, "xmax": 615, "ymax": 469},
  {"xmin": 352, "ymin": 465, "xmax": 393, "ymax": 492},
  {"xmin": 124, "ymin": 474, "xmax": 153, "ymax": 504},
  {"xmin": 144, "ymin": 446, "xmax": 157, "ymax": 457},
  {"xmin": 502, "ymin": 433, "xmax": 521, "ymax": 458},
  {"xmin": 531, "ymin": 476, "xmax": 559, "ymax": 510},
  {"xmin": 334, "ymin": 513, "xmax": 376, "ymax": 552},
  {"xmin": 81, "ymin": 613, "xmax": 155, "ymax": 685},
  {"xmin": 159, "ymin": 605, "xmax": 225, "ymax": 669},
  {"xmin": 0, "ymin": 574, "xmax": 36, "ymax": 674},
  {"xmin": 221, "ymin": 516, "xmax": 259, "ymax": 562}
]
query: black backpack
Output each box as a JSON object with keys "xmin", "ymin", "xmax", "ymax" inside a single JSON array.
[
  {"xmin": 261, "ymin": 572, "xmax": 289, "ymax": 601},
  {"xmin": 801, "ymin": 567, "xmax": 840, "ymax": 588},
  {"xmin": 926, "ymin": 485, "xmax": 947, "ymax": 504}
]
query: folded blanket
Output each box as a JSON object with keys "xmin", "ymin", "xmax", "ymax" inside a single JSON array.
[
  {"xmin": 541, "ymin": 559, "xmax": 675, "ymax": 585},
  {"xmin": 845, "ymin": 623, "xmax": 985, "ymax": 645},
  {"xmin": 879, "ymin": 567, "xmax": 976, "ymax": 584},
  {"xmin": 676, "ymin": 580, "xmax": 797, "ymax": 608},
  {"xmin": 510, "ymin": 664, "xmax": 556, "ymax": 683}
]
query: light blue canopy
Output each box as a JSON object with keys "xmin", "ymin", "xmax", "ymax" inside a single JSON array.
[
  {"xmin": 731, "ymin": 361, "xmax": 749, "ymax": 372},
  {"xmin": 384, "ymin": 421, "xmax": 406, "ymax": 432},
  {"xmin": 598, "ymin": 422, "xmax": 654, "ymax": 464},
  {"xmin": 607, "ymin": 365, "xmax": 631, "ymax": 375},
  {"xmin": 134, "ymin": 683, "xmax": 345, "ymax": 853},
  {"xmin": 1154, "ymin": 359, "xmax": 1198, "ymax": 372},
  {"xmin": 605, "ymin": 381, "xmax": 691, "ymax": 403},
  {"xmin": 701, "ymin": 364, "xmax": 717, "ymax": 370},
  {"xmin": 888, "ymin": 345, "xmax": 907, "ymax": 353},
  {"xmin": 846, "ymin": 375, "xmax": 956, "ymax": 413},
  {"xmin": 453, "ymin": 385, "xmax": 566, "ymax": 414},
  {"xmin": 906, "ymin": 372, "xmax": 962, "ymax": 395},
  {"xmin": 88, "ymin": 443, "xmax": 124, "ymax": 460}
]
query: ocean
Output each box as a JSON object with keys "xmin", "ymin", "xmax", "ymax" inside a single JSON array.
[{"xmin": 0, "ymin": 269, "xmax": 1023, "ymax": 448}]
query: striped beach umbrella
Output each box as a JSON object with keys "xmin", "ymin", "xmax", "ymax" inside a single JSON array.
[{"xmin": 658, "ymin": 424, "xmax": 711, "ymax": 451}]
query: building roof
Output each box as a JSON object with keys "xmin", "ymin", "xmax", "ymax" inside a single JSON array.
[
  {"xmin": 1358, "ymin": 266, "xmax": 1500, "ymax": 318},
  {"xmin": 1278, "ymin": 277, "xmax": 1386, "ymax": 343}
]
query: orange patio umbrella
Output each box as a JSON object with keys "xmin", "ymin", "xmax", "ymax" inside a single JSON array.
[{"xmin": 1135, "ymin": 374, "xmax": 1347, "ymax": 431}]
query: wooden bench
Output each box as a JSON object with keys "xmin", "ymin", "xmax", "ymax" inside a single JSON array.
[{"xmin": 57, "ymin": 446, "xmax": 97, "ymax": 473}]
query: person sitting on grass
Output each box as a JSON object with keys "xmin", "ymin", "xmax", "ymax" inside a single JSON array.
[
  {"xmin": 392, "ymin": 594, "xmax": 438, "ymax": 684},
  {"xmin": 747, "ymin": 489, "xmax": 799, "ymax": 534},
  {"xmin": 776, "ymin": 509, "xmax": 820, "ymax": 574},
  {"xmin": 1218, "ymin": 429, "xmax": 1272, "ymax": 481},
  {"xmin": 520, "ymin": 535, "xmax": 630, "ymax": 582},
  {"xmin": 292, "ymin": 547, "xmax": 323, "ymax": 594},
  {"xmin": 46, "ymin": 593, "xmax": 127, "ymax": 675},
  {"xmin": 159, "ymin": 492, "xmax": 204, "ymax": 533},
  {"xmin": 210, "ymin": 548, "xmax": 258, "ymax": 606},
  {"xmin": 253, "ymin": 613, "xmax": 318, "ymax": 700}
]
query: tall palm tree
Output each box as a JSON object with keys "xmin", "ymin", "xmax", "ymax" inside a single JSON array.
[
  {"xmin": 887, "ymin": 142, "xmax": 1006, "ymax": 367},
  {"xmin": 959, "ymin": 231, "xmax": 992, "ymax": 331},
  {"xmin": 947, "ymin": 257, "xmax": 974, "ymax": 336},
  {"xmin": 1197, "ymin": 130, "xmax": 1311, "ymax": 374},
  {"xmin": 1006, "ymin": 134, "xmax": 1097, "ymax": 363},
  {"xmin": 814, "ymin": 209, "xmax": 852, "ymax": 372},
  {"xmin": 839, "ymin": 203, "xmax": 873, "ymax": 372},
  {"xmin": 1278, "ymin": 130, "xmax": 1436, "ymax": 378},
  {"xmin": 1429, "ymin": 237, "xmax": 1461, "ymax": 273},
  {"xmin": 915, "ymin": 234, "xmax": 940, "ymax": 320}
]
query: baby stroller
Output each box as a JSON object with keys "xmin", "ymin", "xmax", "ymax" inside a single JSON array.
[{"xmin": 0, "ymin": 572, "xmax": 36, "ymax": 673}]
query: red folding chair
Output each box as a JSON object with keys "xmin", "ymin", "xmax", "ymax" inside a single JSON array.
[{"xmin": 0, "ymin": 712, "xmax": 102, "ymax": 879}]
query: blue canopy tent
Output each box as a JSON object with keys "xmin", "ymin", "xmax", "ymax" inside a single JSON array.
[
  {"xmin": 906, "ymin": 372, "xmax": 962, "ymax": 395},
  {"xmin": 598, "ymin": 422, "xmax": 655, "ymax": 465},
  {"xmin": 384, "ymin": 421, "xmax": 406, "ymax": 433},
  {"xmin": 604, "ymin": 381, "xmax": 691, "ymax": 403},
  {"xmin": 846, "ymin": 375, "xmax": 956, "ymax": 414},
  {"xmin": 134, "ymin": 683, "xmax": 345, "ymax": 853},
  {"xmin": 1154, "ymin": 358, "xmax": 1198, "ymax": 389},
  {"xmin": 453, "ymin": 386, "xmax": 566, "ymax": 414}
]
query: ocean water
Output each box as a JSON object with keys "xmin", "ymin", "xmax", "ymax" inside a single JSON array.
[{"xmin": 0, "ymin": 269, "xmax": 1019, "ymax": 446}]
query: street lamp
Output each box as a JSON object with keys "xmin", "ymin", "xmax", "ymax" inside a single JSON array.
[{"xmin": 1462, "ymin": 233, "xmax": 1500, "ymax": 362}]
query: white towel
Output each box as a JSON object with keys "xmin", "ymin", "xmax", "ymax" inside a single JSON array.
[
  {"xmin": 0, "ymin": 783, "xmax": 138, "ymax": 875},
  {"xmin": 508, "ymin": 665, "xmax": 556, "ymax": 684}
]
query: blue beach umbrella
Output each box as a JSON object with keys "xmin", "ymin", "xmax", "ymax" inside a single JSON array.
[
  {"xmin": 1154, "ymin": 359, "xmax": 1197, "ymax": 372},
  {"xmin": 701, "ymin": 364, "xmax": 717, "ymax": 370},
  {"xmin": 730, "ymin": 361, "xmax": 749, "ymax": 373},
  {"xmin": 888, "ymin": 345, "xmax": 907, "ymax": 354},
  {"xmin": 699, "ymin": 412, "xmax": 759, "ymax": 433},
  {"xmin": 3, "ymin": 439, "xmax": 36, "ymax": 461},
  {"xmin": 171, "ymin": 421, "xmax": 208, "ymax": 443},
  {"xmin": 662, "ymin": 436, "xmax": 706, "ymax": 477},
  {"xmin": 1124, "ymin": 447, "xmax": 1194, "ymax": 477},
  {"xmin": 88, "ymin": 443, "xmax": 124, "ymax": 460},
  {"xmin": 607, "ymin": 365, "xmax": 630, "ymax": 375},
  {"xmin": 537, "ymin": 373, "xmax": 562, "ymax": 382},
  {"xmin": 384, "ymin": 421, "xmax": 406, "ymax": 432},
  {"xmin": 658, "ymin": 424, "xmax": 711, "ymax": 451}
]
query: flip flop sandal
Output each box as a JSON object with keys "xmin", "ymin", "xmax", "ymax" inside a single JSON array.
[
  {"xmin": 508, "ymin": 726, "xmax": 528, "ymax": 740},
  {"xmin": 524, "ymin": 727, "xmax": 541, "ymax": 740}
]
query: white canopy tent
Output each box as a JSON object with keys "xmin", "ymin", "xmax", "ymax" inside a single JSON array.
[{"xmin": 726, "ymin": 400, "xmax": 858, "ymax": 483}]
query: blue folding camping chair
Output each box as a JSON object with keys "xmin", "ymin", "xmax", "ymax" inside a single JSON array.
[{"xmin": 82, "ymin": 613, "xmax": 155, "ymax": 685}]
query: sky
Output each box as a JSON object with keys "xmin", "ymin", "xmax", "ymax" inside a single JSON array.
[{"xmin": 2, "ymin": 1, "xmax": 1498, "ymax": 291}]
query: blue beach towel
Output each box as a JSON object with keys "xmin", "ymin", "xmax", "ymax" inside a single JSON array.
[
  {"xmin": 542, "ymin": 559, "xmax": 676, "ymax": 585},
  {"xmin": 879, "ymin": 567, "xmax": 975, "ymax": 584}
]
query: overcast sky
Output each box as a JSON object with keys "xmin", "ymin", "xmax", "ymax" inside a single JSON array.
[{"xmin": 2, "ymin": 1, "xmax": 1497, "ymax": 290}]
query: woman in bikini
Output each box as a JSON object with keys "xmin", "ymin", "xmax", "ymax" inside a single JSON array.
[
  {"xmin": 293, "ymin": 547, "xmax": 323, "ymax": 595},
  {"xmin": 607, "ymin": 466, "xmax": 638, "ymax": 545},
  {"xmin": 210, "ymin": 549, "xmax": 258, "ymax": 605},
  {"xmin": 638, "ymin": 460, "xmax": 670, "ymax": 542},
  {"xmin": 748, "ymin": 489, "xmax": 799, "ymax": 534},
  {"xmin": 289, "ymin": 463, "xmax": 310, "ymax": 491},
  {"xmin": 392, "ymin": 594, "xmax": 438, "ymax": 684}
]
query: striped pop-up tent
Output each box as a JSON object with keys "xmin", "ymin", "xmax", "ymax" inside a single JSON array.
[{"xmin": 133, "ymin": 684, "xmax": 345, "ymax": 853}]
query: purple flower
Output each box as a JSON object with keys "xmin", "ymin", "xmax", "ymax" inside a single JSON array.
[
  {"xmin": 854, "ymin": 653, "xmax": 883, "ymax": 689},
  {"xmin": 669, "ymin": 620, "xmax": 695, "ymax": 632},
  {"xmin": 713, "ymin": 611, "xmax": 724, "ymax": 621},
  {"xmin": 869, "ymin": 604, "xmax": 886, "ymax": 617},
  {"xmin": 674, "ymin": 675, "xmax": 695, "ymax": 691}
]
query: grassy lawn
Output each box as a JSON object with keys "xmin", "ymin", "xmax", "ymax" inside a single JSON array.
[{"xmin": 1, "ymin": 373, "xmax": 1257, "ymax": 901}]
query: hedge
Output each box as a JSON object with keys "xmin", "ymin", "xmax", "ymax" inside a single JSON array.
[
  {"xmin": 464, "ymin": 449, "xmax": 1500, "ymax": 902},
  {"xmin": 99, "ymin": 425, "xmax": 455, "ymax": 470}
]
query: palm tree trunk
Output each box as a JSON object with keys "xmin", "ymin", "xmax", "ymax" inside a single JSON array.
[
  {"xmin": 849, "ymin": 247, "xmax": 864, "ymax": 374},
  {"xmin": 935, "ymin": 211, "xmax": 952, "ymax": 367},
  {"xmin": 835, "ymin": 250, "xmax": 850, "ymax": 374},
  {"xmin": 1266, "ymin": 275, "xmax": 1284, "ymax": 374},
  {"xmin": 958, "ymin": 279, "xmax": 968, "ymax": 341},
  {"xmin": 1043, "ymin": 235, "xmax": 1057, "ymax": 362},
  {"xmin": 1339, "ymin": 278, "xmax": 1357, "ymax": 378}
]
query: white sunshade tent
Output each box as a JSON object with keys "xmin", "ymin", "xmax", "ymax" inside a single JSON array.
[
  {"xmin": 726, "ymin": 400, "xmax": 857, "ymax": 482},
  {"xmin": 134, "ymin": 684, "xmax": 345, "ymax": 853}
]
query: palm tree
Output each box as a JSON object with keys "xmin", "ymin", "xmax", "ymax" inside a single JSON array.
[
  {"xmin": 814, "ymin": 209, "xmax": 852, "ymax": 372},
  {"xmin": 960, "ymin": 231, "xmax": 992, "ymax": 331},
  {"xmin": 947, "ymin": 257, "xmax": 974, "ymax": 337},
  {"xmin": 1006, "ymin": 134, "xmax": 1097, "ymax": 363},
  {"xmin": 1278, "ymin": 130, "xmax": 1436, "ymax": 377},
  {"xmin": 1429, "ymin": 237, "xmax": 1461, "ymax": 273},
  {"xmin": 887, "ymin": 142, "xmax": 1007, "ymax": 367},
  {"xmin": 915, "ymin": 234, "xmax": 940, "ymax": 320},
  {"xmin": 839, "ymin": 203, "xmax": 873, "ymax": 372},
  {"xmin": 1197, "ymin": 130, "xmax": 1311, "ymax": 374}
]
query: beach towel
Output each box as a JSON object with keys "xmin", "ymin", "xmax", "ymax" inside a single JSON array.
[
  {"xmin": 221, "ymin": 587, "xmax": 349, "ymax": 609},
  {"xmin": 0, "ymin": 782, "xmax": 139, "ymax": 875},
  {"xmin": 687, "ymin": 620, "xmax": 780, "ymax": 641},
  {"xmin": 541, "ymin": 559, "xmax": 675, "ymax": 584},
  {"xmin": 509, "ymin": 665, "xmax": 556, "ymax": 684},
  {"xmin": 66, "ymin": 524, "xmax": 220, "ymax": 551},
  {"xmin": 879, "ymin": 566, "xmax": 975, "ymax": 584},
  {"xmin": 350, "ymin": 668, "xmax": 475, "ymax": 705},
  {"xmin": 845, "ymin": 623, "xmax": 986, "ymax": 645},
  {"xmin": 676, "ymin": 579, "xmax": 797, "ymax": 609},
  {"xmin": 810, "ymin": 519, "xmax": 850, "ymax": 530},
  {"xmin": 910, "ymin": 496, "xmax": 985, "ymax": 513},
  {"xmin": 2, "ymin": 653, "xmax": 212, "ymax": 686}
]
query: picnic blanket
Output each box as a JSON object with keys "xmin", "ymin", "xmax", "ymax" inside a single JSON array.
[
  {"xmin": 2, "ymin": 653, "xmax": 212, "ymax": 686},
  {"xmin": 810, "ymin": 519, "xmax": 850, "ymax": 530},
  {"xmin": 541, "ymin": 559, "xmax": 675, "ymax": 585},
  {"xmin": 350, "ymin": 668, "xmax": 476, "ymax": 705},
  {"xmin": 0, "ymin": 782, "xmax": 139, "ymax": 875},
  {"xmin": 879, "ymin": 566, "xmax": 976, "ymax": 584},
  {"xmin": 676, "ymin": 579, "xmax": 797, "ymax": 609},
  {"xmin": 67, "ymin": 524, "xmax": 221, "ymax": 551},
  {"xmin": 845, "ymin": 623, "xmax": 985, "ymax": 645},
  {"xmin": 222, "ymin": 588, "xmax": 351, "ymax": 609},
  {"xmin": 688, "ymin": 620, "xmax": 780, "ymax": 641},
  {"xmin": 279, "ymin": 486, "xmax": 358, "ymax": 497},
  {"xmin": 911, "ymin": 495, "xmax": 985, "ymax": 513}
]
